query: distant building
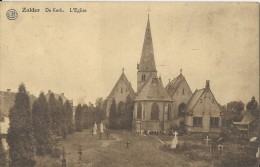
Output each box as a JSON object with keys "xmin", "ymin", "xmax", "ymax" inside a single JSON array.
[
  {"xmin": 0, "ymin": 89, "xmax": 36, "ymax": 116},
  {"xmin": 105, "ymin": 16, "xmax": 222, "ymax": 134},
  {"xmin": 184, "ymin": 81, "xmax": 222, "ymax": 134},
  {"xmin": 233, "ymin": 111, "xmax": 258, "ymax": 138}
]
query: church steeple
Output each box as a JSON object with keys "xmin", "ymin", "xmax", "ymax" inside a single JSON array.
[
  {"xmin": 138, "ymin": 15, "xmax": 157, "ymax": 72},
  {"xmin": 137, "ymin": 16, "xmax": 157, "ymax": 92}
]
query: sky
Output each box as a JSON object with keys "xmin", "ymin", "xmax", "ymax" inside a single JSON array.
[{"xmin": 0, "ymin": 2, "xmax": 259, "ymax": 106}]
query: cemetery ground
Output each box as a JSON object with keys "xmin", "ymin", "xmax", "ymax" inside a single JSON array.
[{"xmin": 35, "ymin": 129, "xmax": 215, "ymax": 167}]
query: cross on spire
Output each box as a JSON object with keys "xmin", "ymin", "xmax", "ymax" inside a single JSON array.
[
  {"xmin": 180, "ymin": 68, "xmax": 183, "ymax": 74},
  {"xmin": 146, "ymin": 8, "xmax": 152, "ymax": 16}
]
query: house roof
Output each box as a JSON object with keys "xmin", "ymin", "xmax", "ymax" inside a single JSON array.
[
  {"xmin": 107, "ymin": 71, "xmax": 136, "ymax": 100},
  {"xmin": 45, "ymin": 91, "xmax": 68, "ymax": 104},
  {"xmin": 165, "ymin": 73, "xmax": 189, "ymax": 97},
  {"xmin": 135, "ymin": 73, "xmax": 172, "ymax": 102},
  {"xmin": 186, "ymin": 88, "xmax": 205, "ymax": 112},
  {"xmin": 233, "ymin": 111, "xmax": 257, "ymax": 125},
  {"xmin": 138, "ymin": 16, "xmax": 156, "ymax": 72},
  {"xmin": 0, "ymin": 90, "xmax": 36, "ymax": 116}
]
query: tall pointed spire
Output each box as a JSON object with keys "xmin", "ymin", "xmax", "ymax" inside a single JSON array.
[{"xmin": 139, "ymin": 15, "xmax": 157, "ymax": 72}]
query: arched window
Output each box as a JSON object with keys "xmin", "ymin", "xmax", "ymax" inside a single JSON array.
[
  {"xmin": 178, "ymin": 103, "xmax": 186, "ymax": 117},
  {"xmin": 151, "ymin": 103, "xmax": 159, "ymax": 120},
  {"xmin": 137, "ymin": 102, "xmax": 142, "ymax": 119},
  {"xmin": 167, "ymin": 104, "xmax": 172, "ymax": 120},
  {"xmin": 142, "ymin": 74, "xmax": 146, "ymax": 81}
]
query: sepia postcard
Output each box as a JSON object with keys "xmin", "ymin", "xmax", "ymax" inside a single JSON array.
[{"xmin": 0, "ymin": 2, "xmax": 259, "ymax": 167}]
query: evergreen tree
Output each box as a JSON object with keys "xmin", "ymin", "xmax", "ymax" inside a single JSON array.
[
  {"xmin": 74, "ymin": 104, "xmax": 83, "ymax": 131},
  {"xmin": 109, "ymin": 98, "xmax": 117, "ymax": 129},
  {"xmin": 0, "ymin": 138, "xmax": 7, "ymax": 167},
  {"xmin": 246, "ymin": 96, "xmax": 259, "ymax": 118},
  {"xmin": 32, "ymin": 93, "xmax": 53, "ymax": 155},
  {"xmin": 64, "ymin": 100, "xmax": 74, "ymax": 134},
  {"xmin": 123, "ymin": 95, "xmax": 134, "ymax": 129},
  {"xmin": 95, "ymin": 97, "xmax": 105, "ymax": 122},
  {"xmin": 49, "ymin": 93, "xmax": 61, "ymax": 136},
  {"xmin": 82, "ymin": 104, "xmax": 89, "ymax": 129},
  {"xmin": 7, "ymin": 83, "xmax": 36, "ymax": 167},
  {"xmin": 58, "ymin": 97, "xmax": 68, "ymax": 139}
]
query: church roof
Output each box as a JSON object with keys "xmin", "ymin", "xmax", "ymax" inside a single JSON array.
[
  {"xmin": 107, "ymin": 71, "xmax": 136, "ymax": 99},
  {"xmin": 165, "ymin": 73, "xmax": 187, "ymax": 97},
  {"xmin": 138, "ymin": 16, "xmax": 157, "ymax": 72},
  {"xmin": 186, "ymin": 88, "xmax": 205, "ymax": 112},
  {"xmin": 135, "ymin": 73, "xmax": 172, "ymax": 102}
]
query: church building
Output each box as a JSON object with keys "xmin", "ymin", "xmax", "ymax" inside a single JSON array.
[{"xmin": 105, "ymin": 15, "xmax": 222, "ymax": 134}]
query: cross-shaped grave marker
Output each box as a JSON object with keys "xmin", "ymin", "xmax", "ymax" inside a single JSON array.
[
  {"xmin": 126, "ymin": 140, "xmax": 130, "ymax": 149},
  {"xmin": 204, "ymin": 136, "xmax": 211, "ymax": 146},
  {"xmin": 106, "ymin": 131, "xmax": 110, "ymax": 140},
  {"xmin": 218, "ymin": 144, "xmax": 224, "ymax": 156},
  {"xmin": 61, "ymin": 146, "xmax": 71, "ymax": 167},
  {"xmin": 99, "ymin": 133, "xmax": 102, "ymax": 140},
  {"xmin": 173, "ymin": 131, "xmax": 178, "ymax": 138},
  {"xmin": 78, "ymin": 145, "xmax": 85, "ymax": 162}
]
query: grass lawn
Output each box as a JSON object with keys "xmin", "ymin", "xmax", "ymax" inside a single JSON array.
[{"xmin": 36, "ymin": 129, "xmax": 215, "ymax": 167}]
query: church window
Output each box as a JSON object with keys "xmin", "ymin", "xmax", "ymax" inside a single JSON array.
[
  {"xmin": 200, "ymin": 99, "xmax": 202, "ymax": 103},
  {"xmin": 121, "ymin": 87, "xmax": 123, "ymax": 93},
  {"xmin": 193, "ymin": 117, "xmax": 202, "ymax": 127},
  {"xmin": 210, "ymin": 117, "xmax": 219, "ymax": 128},
  {"xmin": 142, "ymin": 74, "xmax": 146, "ymax": 81},
  {"xmin": 178, "ymin": 103, "xmax": 186, "ymax": 117},
  {"xmin": 182, "ymin": 89, "xmax": 185, "ymax": 95},
  {"xmin": 167, "ymin": 104, "xmax": 172, "ymax": 120},
  {"xmin": 151, "ymin": 103, "xmax": 159, "ymax": 120},
  {"xmin": 137, "ymin": 102, "xmax": 142, "ymax": 119}
]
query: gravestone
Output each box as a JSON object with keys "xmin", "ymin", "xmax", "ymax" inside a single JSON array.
[
  {"xmin": 256, "ymin": 147, "xmax": 260, "ymax": 158},
  {"xmin": 100, "ymin": 122, "xmax": 104, "ymax": 133},
  {"xmin": 171, "ymin": 131, "xmax": 178, "ymax": 149},
  {"xmin": 93, "ymin": 122, "xmax": 97, "ymax": 135}
]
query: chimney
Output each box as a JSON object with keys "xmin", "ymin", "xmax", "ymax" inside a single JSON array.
[
  {"xmin": 27, "ymin": 91, "xmax": 30, "ymax": 95},
  {"xmin": 48, "ymin": 90, "xmax": 51, "ymax": 93},
  {"xmin": 61, "ymin": 93, "xmax": 64, "ymax": 96},
  {"xmin": 7, "ymin": 89, "xmax": 11, "ymax": 93},
  {"xmin": 206, "ymin": 80, "xmax": 210, "ymax": 88}
]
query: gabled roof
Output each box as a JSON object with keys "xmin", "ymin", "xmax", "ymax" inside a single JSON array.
[
  {"xmin": 186, "ymin": 88, "xmax": 205, "ymax": 112},
  {"xmin": 135, "ymin": 73, "xmax": 172, "ymax": 102},
  {"xmin": 138, "ymin": 16, "xmax": 156, "ymax": 72},
  {"xmin": 45, "ymin": 91, "xmax": 68, "ymax": 104},
  {"xmin": 0, "ymin": 90, "xmax": 36, "ymax": 116},
  {"xmin": 233, "ymin": 111, "xmax": 256, "ymax": 125},
  {"xmin": 107, "ymin": 71, "xmax": 136, "ymax": 99},
  {"xmin": 165, "ymin": 73, "xmax": 189, "ymax": 97}
]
